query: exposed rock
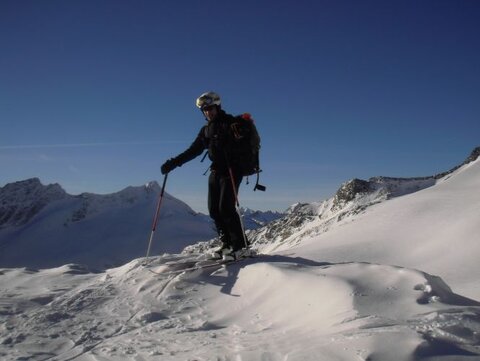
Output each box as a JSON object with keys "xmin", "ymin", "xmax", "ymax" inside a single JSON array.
[
  {"xmin": 465, "ymin": 146, "xmax": 480, "ymax": 163},
  {"xmin": 334, "ymin": 179, "xmax": 371, "ymax": 205},
  {"xmin": 434, "ymin": 146, "xmax": 480, "ymax": 179}
]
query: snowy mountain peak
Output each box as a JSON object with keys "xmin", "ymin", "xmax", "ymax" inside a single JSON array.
[
  {"xmin": 0, "ymin": 177, "xmax": 66, "ymax": 200},
  {"xmin": 0, "ymin": 178, "xmax": 68, "ymax": 228},
  {"xmin": 145, "ymin": 180, "xmax": 161, "ymax": 192}
]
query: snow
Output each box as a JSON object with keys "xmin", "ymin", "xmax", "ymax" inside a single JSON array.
[
  {"xmin": 0, "ymin": 180, "xmax": 215, "ymax": 269},
  {"xmin": 1, "ymin": 154, "xmax": 480, "ymax": 360},
  {"xmin": 291, "ymin": 157, "xmax": 480, "ymax": 300},
  {"xmin": 0, "ymin": 180, "xmax": 280, "ymax": 270}
]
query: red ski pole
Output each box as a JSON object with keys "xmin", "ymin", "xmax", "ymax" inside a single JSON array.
[{"xmin": 145, "ymin": 173, "xmax": 168, "ymax": 258}]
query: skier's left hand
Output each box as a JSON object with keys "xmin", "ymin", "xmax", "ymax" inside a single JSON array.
[{"xmin": 161, "ymin": 158, "xmax": 178, "ymax": 174}]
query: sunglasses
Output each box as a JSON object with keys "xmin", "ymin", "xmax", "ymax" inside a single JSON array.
[{"xmin": 202, "ymin": 105, "xmax": 216, "ymax": 111}]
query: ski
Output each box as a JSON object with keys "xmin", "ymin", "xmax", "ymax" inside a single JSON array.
[
  {"xmin": 155, "ymin": 253, "xmax": 257, "ymax": 276},
  {"xmin": 163, "ymin": 258, "xmax": 236, "ymax": 275}
]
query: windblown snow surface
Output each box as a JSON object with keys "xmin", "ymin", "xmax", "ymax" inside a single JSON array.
[{"xmin": 1, "ymin": 157, "xmax": 480, "ymax": 360}]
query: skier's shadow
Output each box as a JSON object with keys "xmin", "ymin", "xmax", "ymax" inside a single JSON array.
[{"xmin": 200, "ymin": 254, "xmax": 332, "ymax": 296}]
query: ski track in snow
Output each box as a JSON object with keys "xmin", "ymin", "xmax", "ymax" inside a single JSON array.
[{"xmin": 1, "ymin": 253, "xmax": 480, "ymax": 361}]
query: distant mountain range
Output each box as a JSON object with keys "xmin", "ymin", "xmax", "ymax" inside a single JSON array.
[
  {"xmin": 0, "ymin": 179, "xmax": 214, "ymax": 269},
  {"xmin": 0, "ymin": 179, "xmax": 283, "ymax": 270},
  {"xmin": 239, "ymin": 207, "xmax": 284, "ymax": 230},
  {"xmin": 1, "ymin": 147, "xmax": 478, "ymax": 271}
]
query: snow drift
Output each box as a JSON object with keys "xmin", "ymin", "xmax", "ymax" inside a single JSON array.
[{"xmin": 1, "ymin": 254, "xmax": 479, "ymax": 360}]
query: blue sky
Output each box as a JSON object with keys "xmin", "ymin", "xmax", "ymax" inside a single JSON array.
[{"xmin": 1, "ymin": 0, "xmax": 479, "ymax": 212}]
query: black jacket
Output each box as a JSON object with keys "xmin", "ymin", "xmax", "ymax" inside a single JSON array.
[{"xmin": 175, "ymin": 110, "xmax": 242, "ymax": 173}]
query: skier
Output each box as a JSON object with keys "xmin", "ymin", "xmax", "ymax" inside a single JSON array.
[{"xmin": 161, "ymin": 92, "xmax": 250, "ymax": 261}]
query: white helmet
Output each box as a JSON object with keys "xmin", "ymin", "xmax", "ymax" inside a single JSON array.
[{"xmin": 196, "ymin": 91, "xmax": 221, "ymax": 109}]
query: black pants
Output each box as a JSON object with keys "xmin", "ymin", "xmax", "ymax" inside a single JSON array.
[{"xmin": 208, "ymin": 170, "xmax": 246, "ymax": 251}]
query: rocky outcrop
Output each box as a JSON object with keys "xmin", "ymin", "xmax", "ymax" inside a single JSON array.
[
  {"xmin": 334, "ymin": 179, "xmax": 371, "ymax": 205},
  {"xmin": 435, "ymin": 146, "xmax": 480, "ymax": 179},
  {"xmin": 465, "ymin": 146, "xmax": 480, "ymax": 163}
]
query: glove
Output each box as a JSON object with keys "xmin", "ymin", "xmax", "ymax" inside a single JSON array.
[{"xmin": 161, "ymin": 158, "xmax": 179, "ymax": 174}]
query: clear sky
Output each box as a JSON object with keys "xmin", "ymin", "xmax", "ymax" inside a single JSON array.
[{"xmin": 1, "ymin": 0, "xmax": 479, "ymax": 212}]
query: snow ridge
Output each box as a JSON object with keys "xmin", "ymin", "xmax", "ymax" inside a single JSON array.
[
  {"xmin": 249, "ymin": 147, "xmax": 480, "ymax": 253},
  {"xmin": 248, "ymin": 176, "xmax": 435, "ymax": 252}
]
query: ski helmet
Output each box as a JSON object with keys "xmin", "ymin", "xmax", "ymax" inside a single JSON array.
[{"xmin": 196, "ymin": 92, "xmax": 221, "ymax": 109}]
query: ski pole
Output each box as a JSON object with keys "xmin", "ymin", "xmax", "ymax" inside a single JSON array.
[{"xmin": 145, "ymin": 173, "xmax": 168, "ymax": 258}]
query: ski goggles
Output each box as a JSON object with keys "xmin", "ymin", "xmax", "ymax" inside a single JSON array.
[
  {"xmin": 201, "ymin": 105, "xmax": 216, "ymax": 111},
  {"xmin": 196, "ymin": 94, "xmax": 220, "ymax": 109}
]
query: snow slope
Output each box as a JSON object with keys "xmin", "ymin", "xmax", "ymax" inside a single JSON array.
[
  {"xmin": 1, "ymin": 149, "xmax": 480, "ymax": 360},
  {"xmin": 290, "ymin": 156, "xmax": 480, "ymax": 301}
]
